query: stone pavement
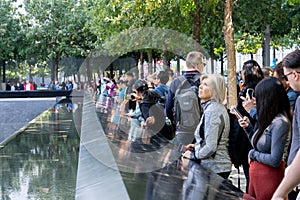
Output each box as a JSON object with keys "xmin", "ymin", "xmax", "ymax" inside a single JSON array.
[
  {"xmin": 229, "ymin": 166, "xmax": 247, "ymax": 193},
  {"xmin": 0, "ymin": 98, "xmax": 57, "ymax": 145},
  {"xmin": 75, "ymin": 95, "xmax": 130, "ymax": 200}
]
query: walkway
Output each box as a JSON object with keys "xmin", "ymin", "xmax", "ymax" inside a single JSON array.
[{"xmin": 0, "ymin": 98, "xmax": 57, "ymax": 145}]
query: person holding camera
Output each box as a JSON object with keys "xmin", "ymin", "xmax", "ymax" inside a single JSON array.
[{"xmin": 130, "ymin": 79, "xmax": 169, "ymax": 147}]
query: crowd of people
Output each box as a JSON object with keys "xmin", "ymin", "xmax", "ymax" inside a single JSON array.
[
  {"xmin": 4, "ymin": 79, "xmax": 87, "ymax": 91},
  {"xmin": 5, "ymin": 80, "xmax": 37, "ymax": 91},
  {"xmin": 93, "ymin": 50, "xmax": 300, "ymax": 200}
]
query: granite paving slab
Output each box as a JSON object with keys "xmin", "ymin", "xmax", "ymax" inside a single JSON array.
[
  {"xmin": 75, "ymin": 95, "xmax": 130, "ymax": 200},
  {"xmin": 0, "ymin": 98, "xmax": 57, "ymax": 145}
]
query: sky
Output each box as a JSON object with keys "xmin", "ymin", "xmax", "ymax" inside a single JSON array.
[{"xmin": 13, "ymin": 0, "xmax": 26, "ymax": 15}]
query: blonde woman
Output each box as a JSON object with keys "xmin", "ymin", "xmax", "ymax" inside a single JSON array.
[{"xmin": 182, "ymin": 74, "xmax": 232, "ymax": 179}]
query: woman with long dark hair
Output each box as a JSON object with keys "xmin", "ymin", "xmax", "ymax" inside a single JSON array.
[
  {"xmin": 238, "ymin": 77, "xmax": 292, "ymax": 200},
  {"xmin": 232, "ymin": 60, "xmax": 264, "ymax": 190}
]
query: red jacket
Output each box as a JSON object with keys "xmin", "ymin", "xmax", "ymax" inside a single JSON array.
[{"xmin": 24, "ymin": 83, "xmax": 34, "ymax": 91}]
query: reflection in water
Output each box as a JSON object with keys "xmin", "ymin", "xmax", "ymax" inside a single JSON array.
[{"xmin": 0, "ymin": 100, "xmax": 82, "ymax": 200}]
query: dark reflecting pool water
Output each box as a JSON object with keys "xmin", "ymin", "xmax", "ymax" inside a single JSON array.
[{"xmin": 0, "ymin": 100, "xmax": 82, "ymax": 200}]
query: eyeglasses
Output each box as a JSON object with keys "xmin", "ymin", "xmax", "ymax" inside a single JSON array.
[{"xmin": 283, "ymin": 71, "xmax": 300, "ymax": 81}]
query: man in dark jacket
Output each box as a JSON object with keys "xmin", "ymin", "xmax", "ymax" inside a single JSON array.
[{"xmin": 165, "ymin": 51, "xmax": 205, "ymax": 145}]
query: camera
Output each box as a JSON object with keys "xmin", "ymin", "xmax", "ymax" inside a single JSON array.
[{"xmin": 130, "ymin": 94, "xmax": 136, "ymax": 100}]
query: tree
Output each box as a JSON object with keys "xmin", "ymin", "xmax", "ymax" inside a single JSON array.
[
  {"xmin": 0, "ymin": 0, "xmax": 23, "ymax": 85},
  {"xmin": 24, "ymin": 0, "xmax": 97, "ymax": 81},
  {"xmin": 223, "ymin": 0, "xmax": 237, "ymax": 108},
  {"xmin": 234, "ymin": 0, "xmax": 293, "ymax": 66}
]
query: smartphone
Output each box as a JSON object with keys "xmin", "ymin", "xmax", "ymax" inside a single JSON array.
[
  {"xmin": 231, "ymin": 107, "xmax": 243, "ymax": 120},
  {"xmin": 179, "ymin": 145, "xmax": 187, "ymax": 153},
  {"xmin": 178, "ymin": 144, "xmax": 194, "ymax": 153},
  {"xmin": 246, "ymin": 88, "xmax": 254, "ymax": 101}
]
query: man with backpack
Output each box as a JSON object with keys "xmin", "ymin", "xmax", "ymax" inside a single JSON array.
[{"xmin": 165, "ymin": 51, "xmax": 206, "ymax": 146}]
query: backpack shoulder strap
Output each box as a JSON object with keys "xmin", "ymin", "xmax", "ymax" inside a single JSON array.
[
  {"xmin": 217, "ymin": 114, "xmax": 225, "ymax": 145},
  {"xmin": 178, "ymin": 75, "xmax": 189, "ymax": 89},
  {"xmin": 178, "ymin": 75, "xmax": 186, "ymax": 82},
  {"xmin": 193, "ymin": 74, "xmax": 201, "ymax": 82},
  {"xmin": 178, "ymin": 74, "xmax": 201, "ymax": 88}
]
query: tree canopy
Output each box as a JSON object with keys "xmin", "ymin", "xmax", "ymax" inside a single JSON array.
[{"xmin": 0, "ymin": 0, "xmax": 299, "ymax": 86}]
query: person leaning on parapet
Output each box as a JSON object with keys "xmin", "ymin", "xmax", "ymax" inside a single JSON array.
[
  {"xmin": 48, "ymin": 80, "xmax": 55, "ymax": 90},
  {"xmin": 165, "ymin": 51, "xmax": 205, "ymax": 146},
  {"xmin": 273, "ymin": 61, "xmax": 299, "ymax": 112},
  {"xmin": 5, "ymin": 81, "xmax": 11, "ymax": 91},
  {"xmin": 165, "ymin": 68, "xmax": 174, "ymax": 87},
  {"xmin": 182, "ymin": 74, "xmax": 232, "ymax": 179},
  {"xmin": 25, "ymin": 80, "xmax": 34, "ymax": 91},
  {"xmin": 152, "ymin": 70, "xmax": 169, "ymax": 103},
  {"xmin": 19, "ymin": 80, "xmax": 25, "ymax": 90},
  {"xmin": 146, "ymin": 71, "xmax": 158, "ymax": 89},
  {"xmin": 272, "ymin": 50, "xmax": 300, "ymax": 200},
  {"xmin": 124, "ymin": 72, "xmax": 137, "ymax": 112},
  {"xmin": 66, "ymin": 80, "xmax": 73, "ymax": 90}
]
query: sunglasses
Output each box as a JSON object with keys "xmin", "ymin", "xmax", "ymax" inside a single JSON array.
[{"xmin": 283, "ymin": 71, "xmax": 300, "ymax": 81}]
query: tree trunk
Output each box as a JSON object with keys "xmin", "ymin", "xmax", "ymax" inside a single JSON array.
[
  {"xmin": 223, "ymin": 0, "xmax": 237, "ymax": 108},
  {"xmin": 264, "ymin": 24, "xmax": 271, "ymax": 67},
  {"xmin": 220, "ymin": 52, "xmax": 224, "ymax": 75},
  {"xmin": 52, "ymin": 57, "xmax": 59, "ymax": 81},
  {"xmin": 177, "ymin": 50, "xmax": 181, "ymax": 75},
  {"xmin": 192, "ymin": 6, "xmax": 201, "ymax": 51},
  {"xmin": 2, "ymin": 59, "xmax": 6, "ymax": 83},
  {"xmin": 147, "ymin": 51, "xmax": 153, "ymax": 75},
  {"xmin": 162, "ymin": 44, "xmax": 170, "ymax": 70},
  {"xmin": 42, "ymin": 74, "xmax": 45, "ymax": 84},
  {"xmin": 86, "ymin": 57, "xmax": 92, "ymax": 84},
  {"xmin": 139, "ymin": 52, "xmax": 144, "ymax": 79},
  {"xmin": 77, "ymin": 72, "xmax": 81, "ymax": 83},
  {"xmin": 73, "ymin": 74, "xmax": 77, "ymax": 83},
  {"xmin": 210, "ymin": 43, "xmax": 215, "ymax": 74},
  {"xmin": 109, "ymin": 63, "xmax": 114, "ymax": 79},
  {"xmin": 29, "ymin": 65, "xmax": 32, "ymax": 81}
]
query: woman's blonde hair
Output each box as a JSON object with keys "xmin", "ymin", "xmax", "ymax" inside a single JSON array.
[
  {"xmin": 201, "ymin": 74, "xmax": 226, "ymax": 104},
  {"xmin": 186, "ymin": 51, "xmax": 204, "ymax": 69}
]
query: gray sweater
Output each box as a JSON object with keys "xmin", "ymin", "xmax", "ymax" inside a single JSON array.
[
  {"xmin": 245, "ymin": 113, "xmax": 291, "ymax": 168},
  {"xmin": 288, "ymin": 96, "xmax": 300, "ymax": 165},
  {"xmin": 191, "ymin": 100, "xmax": 232, "ymax": 174}
]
